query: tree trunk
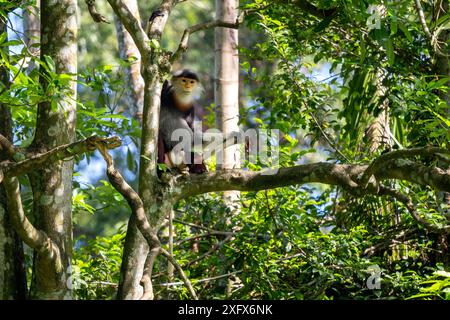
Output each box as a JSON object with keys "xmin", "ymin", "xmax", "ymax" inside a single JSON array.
[
  {"xmin": 28, "ymin": 0, "xmax": 77, "ymax": 299},
  {"xmin": 113, "ymin": 0, "xmax": 144, "ymax": 120},
  {"xmin": 365, "ymin": 69, "xmax": 391, "ymax": 154},
  {"xmin": 23, "ymin": 0, "xmax": 40, "ymax": 73},
  {"xmin": 214, "ymin": 0, "xmax": 240, "ymax": 204},
  {"xmin": 433, "ymin": 0, "xmax": 449, "ymax": 264},
  {"xmin": 0, "ymin": 19, "xmax": 27, "ymax": 299},
  {"xmin": 214, "ymin": 0, "xmax": 240, "ymax": 297},
  {"xmin": 114, "ymin": 0, "xmax": 176, "ymax": 299}
]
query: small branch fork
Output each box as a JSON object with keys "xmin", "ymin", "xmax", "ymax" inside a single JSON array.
[
  {"xmin": 413, "ymin": 0, "xmax": 448, "ymax": 57},
  {"xmin": 0, "ymin": 134, "xmax": 121, "ymax": 181},
  {"xmin": 360, "ymin": 146, "xmax": 450, "ymax": 187},
  {"xmin": 170, "ymin": 19, "xmax": 241, "ymax": 63},
  {"xmin": 0, "ymin": 134, "xmax": 123, "ymax": 275}
]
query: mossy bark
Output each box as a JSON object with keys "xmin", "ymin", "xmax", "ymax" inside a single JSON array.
[{"xmin": 28, "ymin": 0, "xmax": 77, "ymax": 300}]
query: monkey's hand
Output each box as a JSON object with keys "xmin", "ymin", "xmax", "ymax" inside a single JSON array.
[
  {"xmin": 166, "ymin": 149, "xmax": 185, "ymax": 167},
  {"xmin": 166, "ymin": 149, "xmax": 190, "ymax": 176}
]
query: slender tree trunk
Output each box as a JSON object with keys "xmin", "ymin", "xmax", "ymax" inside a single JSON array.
[
  {"xmin": 115, "ymin": 0, "xmax": 176, "ymax": 299},
  {"xmin": 433, "ymin": 0, "xmax": 449, "ymax": 264},
  {"xmin": 28, "ymin": 0, "xmax": 77, "ymax": 299},
  {"xmin": 112, "ymin": 1, "xmax": 145, "ymax": 299},
  {"xmin": 365, "ymin": 69, "xmax": 391, "ymax": 154},
  {"xmin": 0, "ymin": 19, "xmax": 27, "ymax": 300},
  {"xmin": 214, "ymin": 0, "xmax": 240, "ymax": 297},
  {"xmin": 113, "ymin": 0, "xmax": 144, "ymax": 120},
  {"xmin": 23, "ymin": 0, "xmax": 40, "ymax": 73},
  {"xmin": 215, "ymin": 0, "xmax": 240, "ymax": 204}
]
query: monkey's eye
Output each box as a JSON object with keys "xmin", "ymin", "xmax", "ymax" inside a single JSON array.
[
  {"xmin": 190, "ymin": 80, "xmax": 195, "ymax": 84},
  {"xmin": 182, "ymin": 79, "xmax": 186, "ymax": 83}
]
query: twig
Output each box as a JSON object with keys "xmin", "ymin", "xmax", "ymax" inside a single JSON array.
[
  {"xmin": 175, "ymin": 231, "xmax": 236, "ymax": 245},
  {"xmin": 173, "ymin": 218, "xmax": 234, "ymax": 235},
  {"xmin": 413, "ymin": 0, "xmax": 448, "ymax": 57},
  {"xmin": 378, "ymin": 186, "xmax": 450, "ymax": 234},
  {"xmin": 157, "ymin": 270, "xmax": 243, "ymax": 287},
  {"xmin": 160, "ymin": 247, "xmax": 198, "ymax": 299},
  {"xmin": 186, "ymin": 235, "xmax": 233, "ymax": 267},
  {"xmin": 171, "ymin": 20, "xmax": 240, "ymax": 63}
]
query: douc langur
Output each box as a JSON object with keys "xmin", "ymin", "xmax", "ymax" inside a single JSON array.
[{"xmin": 158, "ymin": 69, "xmax": 208, "ymax": 175}]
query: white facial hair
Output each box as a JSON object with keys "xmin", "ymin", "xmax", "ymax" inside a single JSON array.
[{"xmin": 174, "ymin": 88, "xmax": 195, "ymax": 105}]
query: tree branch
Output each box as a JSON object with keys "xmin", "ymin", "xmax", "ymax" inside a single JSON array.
[
  {"xmin": 361, "ymin": 146, "xmax": 450, "ymax": 186},
  {"xmin": 85, "ymin": 0, "xmax": 110, "ymax": 23},
  {"xmin": 171, "ymin": 19, "xmax": 240, "ymax": 64},
  {"xmin": 413, "ymin": 0, "xmax": 448, "ymax": 57},
  {"xmin": 0, "ymin": 133, "xmax": 15, "ymax": 159},
  {"xmin": 0, "ymin": 135, "xmax": 121, "ymax": 180},
  {"xmin": 176, "ymin": 160, "xmax": 450, "ymax": 199},
  {"xmin": 145, "ymin": 0, "xmax": 176, "ymax": 41},
  {"xmin": 3, "ymin": 175, "xmax": 58, "ymax": 254},
  {"xmin": 106, "ymin": 0, "xmax": 151, "ymax": 55},
  {"xmin": 3, "ymin": 174, "xmax": 64, "ymax": 279},
  {"xmin": 95, "ymin": 142, "xmax": 198, "ymax": 299},
  {"xmin": 378, "ymin": 186, "xmax": 450, "ymax": 234},
  {"xmin": 159, "ymin": 247, "xmax": 198, "ymax": 299}
]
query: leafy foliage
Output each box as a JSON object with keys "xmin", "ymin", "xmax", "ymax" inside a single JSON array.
[{"xmin": 1, "ymin": 0, "xmax": 448, "ymax": 300}]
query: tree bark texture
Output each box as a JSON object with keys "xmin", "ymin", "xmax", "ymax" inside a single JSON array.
[
  {"xmin": 113, "ymin": 0, "xmax": 145, "ymax": 119},
  {"xmin": 28, "ymin": 0, "xmax": 78, "ymax": 299}
]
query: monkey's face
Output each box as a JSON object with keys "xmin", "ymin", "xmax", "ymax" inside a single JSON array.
[{"xmin": 173, "ymin": 77, "xmax": 198, "ymax": 96}]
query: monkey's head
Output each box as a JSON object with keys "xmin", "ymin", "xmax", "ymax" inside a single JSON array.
[{"xmin": 171, "ymin": 69, "xmax": 202, "ymax": 110}]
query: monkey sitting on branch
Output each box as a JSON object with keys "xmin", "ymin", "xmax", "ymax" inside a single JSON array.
[{"xmin": 158, "ymin": 69, "xmax": 208, "ymax": 175}]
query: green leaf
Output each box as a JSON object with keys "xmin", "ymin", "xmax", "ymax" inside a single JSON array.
[
  {"xmin": 44, "ymin": 55, "xmax": 56, "ymax": 73},
  {"xmin": 150, "ymin": 39, "xmax": 160, "ymax": 49},
  {"xmin": 398, "ymin": 23, "xmax": 413, "ymax": 42},
  {"xmin": 126, "ymin": 147, "xmax": 134, "ymax": 171},
  {"xmin": 0, "ymin": 32, "xmax": 7, "ymax": 44},
  {"xmin": 0, "ymin": 39, "xmax": 22, "ymax": 46},
  {"xmin": 385, "ymin": 38, "xmax": 395, "ymax": 65},
  {"xmin": 390, "ymin": 17, "xmax": 398, "ymax": 35}
]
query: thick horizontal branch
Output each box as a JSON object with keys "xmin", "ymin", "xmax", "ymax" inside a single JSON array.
[
  {"xmin": 177, "ymin": 160, "xmax": 450, "ymax": 199},
  {"xmin": 106, "ymin": 0, "xmax": 151, "ymax": 55},
  {"xmin": 0, "ymin": 135, "xmax": 121, "ymax": 179},
  {"xmin": 178, "ymin": 163, "xmax": 363, "ymax": 198},
  {"xmin": 376, "ymin": 159, "xmax": 450, "ymax": 192},
  {"xmin": 361, "ymin": 146, "xmax": 450, "ymax": 185}
]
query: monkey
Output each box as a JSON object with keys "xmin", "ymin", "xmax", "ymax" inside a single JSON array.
[{"xmin": 158, "ymin": 69, "xmax": 208, "ymax": 175}]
